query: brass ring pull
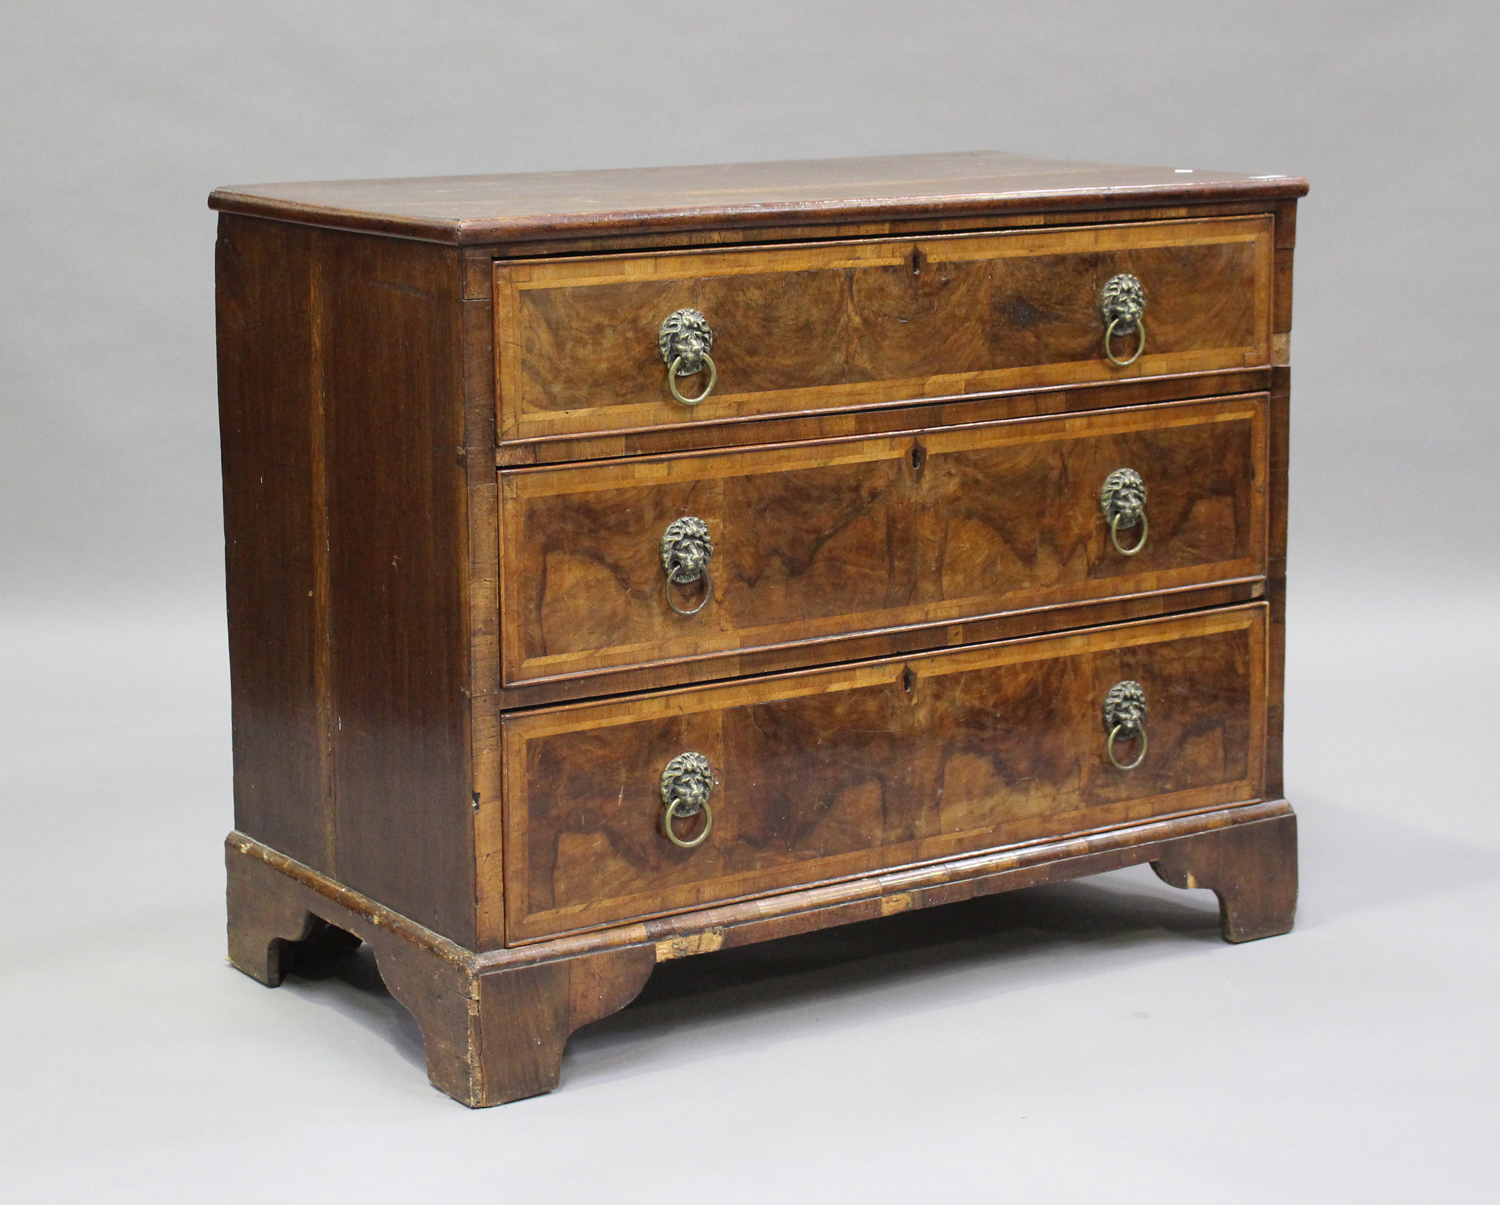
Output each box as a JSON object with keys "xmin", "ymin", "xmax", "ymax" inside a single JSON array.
[
  {"xmin": 1100, "ymin": 468, "xmax": 1148, "ymax": 557},
  {"xmin": 1103, "ymin": 315, "xmax": 1146, "ymax": 367},
  {"xmin": 1100, "ymin": 273, "xmax": 1146, "ymax": 368},
  {"xmin": 666, "ymin": 353, "xmax": 717, "ymax": 406},
  {"xmin": 1109, "ymin": 509, "xmax": 1149, "ymax": 556},
  {"xmin": 666, "ymin": 567, "xmax": 713, "ymax": 616},
  {"xmin": 659, "ymin": 309, "xmax": 717, "ymax": 407},
  {"xmin": 660, "ymin": 516, "xmax": 714, "ymax": 617},
  {"xmin": 1102, "ymin": 680, "xmax": 1148, "ymax": 771},
  {"xmin": 1106, "ymin": 723, "xmax": 1149, "ymax": 771},
  {"xmin": 660, "ymin": 752, "xmax": 715, "ymax": 849},
  {"xmin": 663, "ymin": 796, "xmax": 714, "ymax": 848}
]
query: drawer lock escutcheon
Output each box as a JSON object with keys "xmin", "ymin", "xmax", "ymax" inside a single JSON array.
[
  {"xmin": 660, "ymin": 516, "xmax": 714, "ymax": 616},
  {"xmin": 1100, "ymin": 273, "xmax": 1147, "ymax": 367},
  {"xmin": 658, "ymin": 308, "xmax": 718, "ymax": 406},
  {"xmin": 660, "ymin": 752, "xmax": 715, "ymax": 849},
  {"xmin": 1102, "ymin": 680, "xmax": 1149, "ymax": 771},
  {"xmin": 1099, "ymin": 468, "xmax": 1149, "ymax": 556}
]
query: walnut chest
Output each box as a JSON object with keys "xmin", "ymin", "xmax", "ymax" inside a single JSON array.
[{"xmin": 211, "ymin": 151, "xmax": 1306, "ymax": 1106}]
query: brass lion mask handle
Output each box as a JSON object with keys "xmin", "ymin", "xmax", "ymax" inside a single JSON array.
[
  {"xmin": 1100, "ymin": 468, "xmax": 1149, "ymax": 556},
  {"xmin": 1102, "ymin": 680, "xmax": 1148, "ymax": 771},
  {"xmin": 660, "ymin": 752, "xmax": 715, "ymax": 849},
  {"xmin": 658, "ymin": 308, "xmax": 717, "ymax": 406},
  {"xmin": 660, "ymin": 516, "xmax": 714, "ymax": 616},
  {"xmin": 1100, "ymin": 274, "xmax": 1146, "ymax": 367}
]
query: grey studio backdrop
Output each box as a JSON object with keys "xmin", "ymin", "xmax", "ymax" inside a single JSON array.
[{"xmin": 2, "ymin": 2, "xmax": 1496, "ymax": 1202}]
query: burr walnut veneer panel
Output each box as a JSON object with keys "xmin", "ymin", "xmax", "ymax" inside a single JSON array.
[
  {"xmin": 502, "ymin": 606, "xmax": 1266, "ymax": 942},
  {"xmin": 501, "ymin": 395, "xmax": 1267, "ymax": 690},
  {"xmin": 494, "ymin": 217, "xmax": 1272, "ymax": 440}
]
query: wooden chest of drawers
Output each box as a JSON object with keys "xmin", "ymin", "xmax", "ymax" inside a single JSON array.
[{"xmin": 212, "ymin": 152, "xmax": 1305, "ymax": 1106}]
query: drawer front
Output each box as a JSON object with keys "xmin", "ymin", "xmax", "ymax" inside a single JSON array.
[
  {"xmin": 501, "ymin": 606, "xmax": 1266, "ymax": 942},
  {"xmin": 494, "ymin": 216, "xmax": 1273, "ymax": 441},
  {"xmin": 500, "ymin": 395, "xmax": 1267, "ymax": 687}
]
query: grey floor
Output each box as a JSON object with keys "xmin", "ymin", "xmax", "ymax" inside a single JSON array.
[{"xmin": 2, "ymin": 577, "xmax": 1495, "ymax": 1203}]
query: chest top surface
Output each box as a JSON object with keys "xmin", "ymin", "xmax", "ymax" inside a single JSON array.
[{"xmin": 208, "ymin": 150, "xmax": 1307, "ymax": 244}]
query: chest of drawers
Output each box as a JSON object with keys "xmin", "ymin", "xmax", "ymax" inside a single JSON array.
[{"xmin": 213, "ymin": 152, "xmax": 1305, "ymax": 1106}]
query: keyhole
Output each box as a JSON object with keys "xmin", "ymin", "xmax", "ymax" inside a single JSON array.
[
  {"xmin": 911, "ymin": 445, "xmax": 925, "ymax": 471},
  {"xmin": 910, "ymin": 247, "xmax": 923, "ymax": 276},
  {"xmin": 902, "ymin": 666, "xmax": 917, "ymax": 693}
]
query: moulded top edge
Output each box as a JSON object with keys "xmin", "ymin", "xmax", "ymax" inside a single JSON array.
[{"xmin": 207, "ymin": 151, "xmax": 1309, "ymax": 245}]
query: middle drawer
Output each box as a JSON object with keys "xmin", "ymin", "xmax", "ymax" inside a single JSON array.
[{"xmin": 499, "ymin": 394, "xmax": 1267, "ymax": 688}]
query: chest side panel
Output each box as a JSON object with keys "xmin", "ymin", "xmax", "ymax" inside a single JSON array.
[
  {"xmin": 316, "ymin": 230, "xmax": 478, "ymax": 946},
  {"xmin": 216, "ymin": 215, "xmax": 332, "ymax": 871}
]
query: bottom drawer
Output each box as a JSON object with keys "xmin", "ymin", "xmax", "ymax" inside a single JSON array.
[{"xmin": 501, "ymin": 605, "xmax": 1266, "ymax": 942}]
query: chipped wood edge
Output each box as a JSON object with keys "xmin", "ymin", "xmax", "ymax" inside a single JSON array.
[{"xmin": 227, "ymin": 831, "xmax": 479, "ymax": 972}]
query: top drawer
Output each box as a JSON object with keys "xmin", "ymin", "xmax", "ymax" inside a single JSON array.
[{"xmin": 494, "ymin": 216, "xmax": 1273, "ymax": 442}]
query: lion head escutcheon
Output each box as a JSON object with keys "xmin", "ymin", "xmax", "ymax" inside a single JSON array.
[
  {"xmin": 659, "ymin": 751, "xmax": 715, "ymax": 848},
  {"xmin": 1099, "ymin": 467, "xmax": 1149, "ymax": 556},
  {"xmin": 660, "ymin": 516, "xmax": 714, "ymax": 616},
  {"xmin": 1102, "ymin": 680, "xmax": 1149, "ymax": 771},
  {"xmin": 1099, "ymin": 273, "xmax": 1146, "ymax": 367},
  {"xmin": 658, "ymin": 308, "xmax": 717, "ymax": 405}
]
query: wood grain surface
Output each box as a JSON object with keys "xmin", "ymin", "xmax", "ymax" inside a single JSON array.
[
  {"xmin": 501, "ymin": 395, "xmax": 1268, "ymax": 690},
  {"xmin": 216, "ymin": 215, "xmax": 478, "ymax": 946},
  {"xmin": 460, "ymin": 201, "xmax": 1292, "ymax": 299},
  {"xmin": 490, "ymin": 582, "xmax": 1263, "ymax": 714},
  {"xmin": 1152, "ymin": 811, "xmax": 1296, "ymax": 942},
  {"xmin": 501, "ymin": 606, "xmax": 1266, "ymax": 942},
  {"xmin": 317, "ymin": 229, "xmax": 476, "ymax": 946},
  {"xmin": 208, "ymin": 150, "xmax": 1306, "ymax": 245},
  {"xmin": 495, "ymin": 216, "xmax": 1272, "ymax": 440},
  {"xmin": 496, "ymin": 368, "xmax": 1272, "ymax": 466},
  {"xmin": 216, "ymin": 216, "xmax": 333, "ymax": 872}
]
